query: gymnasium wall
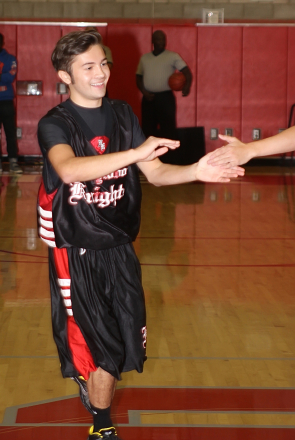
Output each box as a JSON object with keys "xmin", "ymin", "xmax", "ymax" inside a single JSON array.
[
  {"xmin": 0, "ymin": 1, "xmax": 294, "ymax": 21},
  {"xmin": 0, "ymin": 22, "xmax": 295, "ymax": 155}
]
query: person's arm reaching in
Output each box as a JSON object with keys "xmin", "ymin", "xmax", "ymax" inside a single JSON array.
[
  {"xmin": 137, "ymin": 150, "xmax": 245, "ymax": 186},
  {"xmin": 207, "ymin": 127, "xmax": 295, "ymax": 168}
]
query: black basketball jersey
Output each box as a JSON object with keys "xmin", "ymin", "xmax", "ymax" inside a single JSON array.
[{"xmin": 37, "ymin": 98, "xmax": 145, "ymax": 251}]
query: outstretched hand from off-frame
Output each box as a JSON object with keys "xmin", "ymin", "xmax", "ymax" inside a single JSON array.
[
  {"xmin": 207, "ymin": 134, "xmax": 253, "ymax": 168},
  {"xmin": 196, "ymin": 151, "xmax": 245, "ymax": 183}
]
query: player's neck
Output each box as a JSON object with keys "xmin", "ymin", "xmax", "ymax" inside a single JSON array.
[{"xmin": 69, "ymin": 93, "xmax": 103, "ymax": 109}]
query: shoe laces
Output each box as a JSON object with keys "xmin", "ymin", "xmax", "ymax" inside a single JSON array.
[{"xmin": 89, "ymin": 426, "xmax": 117, "ymax": 438}]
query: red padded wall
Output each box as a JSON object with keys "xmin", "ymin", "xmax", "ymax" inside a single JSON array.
[
  {"xmin": 282, "ymin": 27, "xmax": 295, "ymax": 157},
  {"xmin": 16, "ymin": 25, "xmax": 61, "ymax": 155},
  {"xmin": 197, "ymin": 26, "xmax": 243, "ymax": 152},
  {"xmin": 153, "ymin": 25, "xmax": 197, "ymax": 128},
  {"xmin": 242, "ymin": 26, "xmax": 288, "ymax": 143},
  {"xmin": 107, "ymin": 24, "xmax": 151, "ymax": 123},
  {"xmin": 1, "ymin": 23, "xmax": 294, "ymax": 157},
  {"xmin": 0, "ymin": 25, "xmax": 17, "ymax": 155},
  {"xmin": 287, "ymin": 28, "xmax": 295, "ymax": 127}
]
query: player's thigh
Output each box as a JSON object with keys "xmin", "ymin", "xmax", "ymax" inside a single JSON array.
[
  {"xmin": 68, "ymin": 248, "xmax": 125, "ymax": 356},
  {"xmin": 112, "ymin": 244, "xmax": 146, "ymax": 348}
]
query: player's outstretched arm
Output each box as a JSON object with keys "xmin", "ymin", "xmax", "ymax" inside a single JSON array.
[
  {"xmin": 47, "ymin": 137, "xmax": 180, "ymax": 184},
  {"xmin": 138, "ymin": 149, "xmax": 244, "ymax": 186},
  {"xmin": 208, "ymin": 127, "xmax": 295, "ymax": 168}
]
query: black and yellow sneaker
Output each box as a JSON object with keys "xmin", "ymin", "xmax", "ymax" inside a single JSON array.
[
  {"xmin": 72, "ymin": 376, "xmax": 96, "ymax": 415},
  {"xmin": 87, "ymin": 426, "xmax": 121, "ymax": 439}
]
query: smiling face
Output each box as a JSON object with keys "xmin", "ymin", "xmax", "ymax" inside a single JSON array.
[{"xmin": 58, "ymin": 44, "xmax": 110, "ymax": 108}]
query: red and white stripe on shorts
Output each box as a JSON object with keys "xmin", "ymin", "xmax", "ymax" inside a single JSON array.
[
  {"xmin": 53, "ymin": 247, "xmax": 96, "ymax": 379},
  {"xmin": 38, "ymin": 180, "xmax": 97, "ymax": 378},
  {"xmin": 37, "ymin": 181, "xmax": 57, "ymax": 248}
]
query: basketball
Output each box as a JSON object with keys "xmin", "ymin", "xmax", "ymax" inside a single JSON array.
[{"xmin": 168, "ymin": 71, "xmax": 186, "ymax": 91}]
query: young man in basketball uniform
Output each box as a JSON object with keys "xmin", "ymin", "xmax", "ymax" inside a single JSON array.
[{"xmin": 37, "ymin": 30, "xmax": 244, "ymax": 440}]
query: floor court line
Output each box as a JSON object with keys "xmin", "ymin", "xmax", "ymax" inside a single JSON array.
[
  {"xmin": 3, "ymin": 388, "xmax": 295, "ymax": 430},
  {"xmin": 0, "ymin": 260, "xmax": 47, "ymax": 264},
  {"xmin": 0, "ymin": 236, "xmax": 34, "ymax": 239},
  {"xmin": 3, "ymin": 260, "xmax": 295, "ymax": 267},
  {"xmin": 2, "ymin": 355, "xmax": 295, "ymax": 361},
  {"xmin": 3, "ymin": 236, "xmax": 295, "ymax": 240},
  {"xmin": 141, "ymin": 263, "xmax": 295, "ymax": 267},
  {"xmin": 138, "ymin": 237, "xmax": 295, "ymax": 240},
  {"xmin": 1, "ymin": 426, "xmax": 295, "ymax": 440},
  {"xmin": 0, "ymin": 250, "xmax": 47, "ymax": 258}
]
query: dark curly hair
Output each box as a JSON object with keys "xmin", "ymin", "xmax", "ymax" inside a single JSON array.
[{"xmin": 51, "ymin": 30, "xmax": 103, "ymax": 76}]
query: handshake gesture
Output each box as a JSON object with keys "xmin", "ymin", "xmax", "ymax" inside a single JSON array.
[
  {"xmin": 136, "ymin": 135, "xmax": 245, "ymax": 184},
  {"xmin": 136, "ymin": 125, "xmax": 295, "ymax": 185}
]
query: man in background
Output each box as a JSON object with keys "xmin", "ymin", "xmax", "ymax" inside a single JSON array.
[
  {"xmin": 0, "ymin": 33, "xmax": 22, "ymax": 174},
  {"xmin": 136, "ymin": 30, "xmax": 192, "ymax": 140}
]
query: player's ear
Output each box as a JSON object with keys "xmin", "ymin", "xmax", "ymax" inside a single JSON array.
[{"xmin": 58, "ymin": 70, "xmax": 71, "ymax": 85}]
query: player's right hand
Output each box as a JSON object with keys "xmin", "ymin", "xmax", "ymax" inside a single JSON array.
[{"xmin": 136, "ymin": 136, "xmax": 180, "ymax": 162}]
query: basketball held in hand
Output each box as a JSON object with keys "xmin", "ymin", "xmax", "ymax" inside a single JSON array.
[{"xmin": 168, "ymin": 71, "xmax": 186, "ymax": 91}]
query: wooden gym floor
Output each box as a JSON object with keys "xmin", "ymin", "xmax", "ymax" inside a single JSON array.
[{"xmin": 1, "ymin": 164, "xmax": 295, "ymax": 439}]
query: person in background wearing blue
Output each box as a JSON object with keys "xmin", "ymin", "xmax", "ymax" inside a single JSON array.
[{"xmin": 0, "ymin": 33, "xmax": 22, "ymax": 174}]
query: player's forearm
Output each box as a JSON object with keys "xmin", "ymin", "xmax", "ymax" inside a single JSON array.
[
  {"xmin": 50, "ymin": 147, "xmax": 138, "ymax": 184},
  {"xmin": 247, "ymin": 127, "xmax": 295, "ymax": 158},
  {"xmin": 145, "ymin": 161, "xmax": 197, "ymax": 187}
]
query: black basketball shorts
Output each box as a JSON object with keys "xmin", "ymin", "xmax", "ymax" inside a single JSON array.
[{"xmin": 48, "ymin": 242, "xmax": 147, "ymax": 381}]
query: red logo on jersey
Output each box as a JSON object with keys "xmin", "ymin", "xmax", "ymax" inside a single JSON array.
[{"xmin": 90, "ymin": 136, "xmax": 109, "ymax": 155}]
